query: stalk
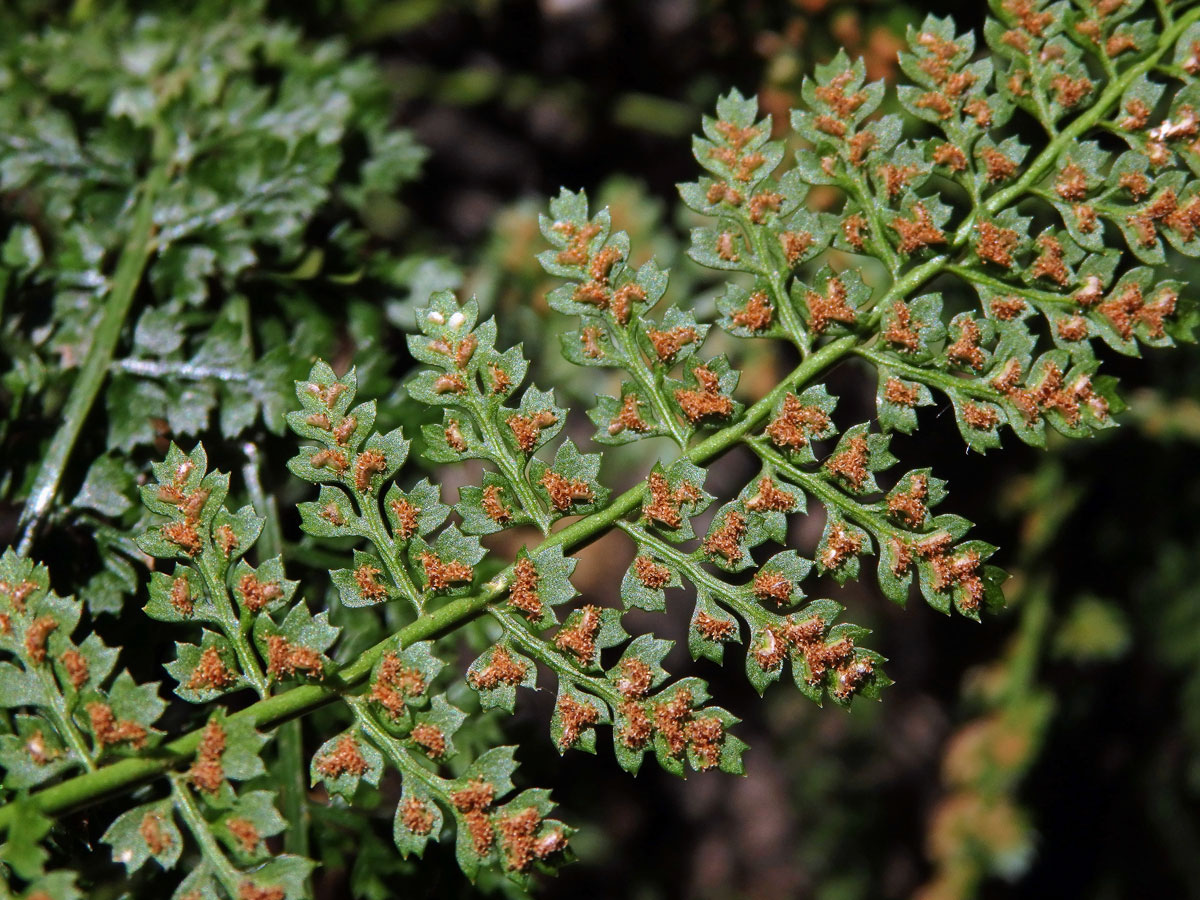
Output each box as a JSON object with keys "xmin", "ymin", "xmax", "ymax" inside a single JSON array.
[{"xmin": 16, "ymin": 139, "xmax": 172, "ymax": 556}]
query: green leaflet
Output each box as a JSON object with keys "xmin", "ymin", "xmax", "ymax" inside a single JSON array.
[{"xmin": 4, "ymin": 1, "xmax": 1200, "ymax": 896}]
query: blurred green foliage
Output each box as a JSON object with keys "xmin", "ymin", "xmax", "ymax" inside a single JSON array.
[{"xmin": 2, "ymin": 0, "xmax": 1200, "ymax": 898}]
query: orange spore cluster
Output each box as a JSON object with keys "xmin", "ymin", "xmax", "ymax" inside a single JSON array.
[
  {"xmin": 507, "ymin": 410, "xmax": 558, "ymax": 453},
  {"xmin": 891, "ymin": 204, "xmax": 946, "ymax": 254},
  {"xmin": 650, "ymin": 688, "xmax": 727, "ymax": 769},
  {"xmin": 975, "ymin": 221, "xmax": 1020, "ymax": 267},
  {"xmin": 444, "ymin": 420, "xmax": 468, "ymax": 452},
  {"xmin": 618, "ymin": 700, "xmax": 654, "ymax": 749},
  {"xmin": 695, "ymin": 610, "xmax": 738, "ymax": 640},
  {"xmin": 60, "ymin": 648, "xmax": 89, "ymax": 689},
  {"xmin": 946, "ymin": 318, "xmax": 986, "ymax": 370},
  {"xmin": 745, "ymin": 476, "xmax": 795, "ymax": 512},
  {"xmin": 190, "ymin": 719, "xmax": 226, "ymax": 793},
  {"xmin": 1055, "ymin": 164, "xmax": 1089, "ymax": 200},
  {"xmin": 780, "ymin": 232, "xmax": 814, "ymax": 267},
  {"xmin": 554, "ymin": 605, "xmax": 602, "ymax": 665},
  {"xmin": 140, "ymin": 811, "xmax": 174, "ymax": 856},
  {"xmin": 371, "ymin": 652, "xmax": 425, "ymax": 715},
  {"xmin": 420, "ymin": 552, "xmax": 473, "ymax": 591},
  {"xmin": 990, "ymin": 297, "xmax": 1026, "ymax": 320},
  {"xmin": 353, "ymin": 564, "xmax": 387, "ymax": 602},
  {"xmin": 752, "ymin": 570, "xmax": 794, "ymax": 605},
  {"xmin": 824, "ymin": 434, "xmax": 870, "ymax": 491},
  {"xmin": 979, "ymin": 147, "xmax": 1016, "ymax": 183},
  {"xmin": 844, "ymin": 213, "xmax": 869, "ymax": 250},
  {"xmin": 489, "ymin": 363, "xmax": 511, "ymax": 395},
  {"xmin": 497, "ymin": 807, "xmax": 568, "ymax": 872},
  {"xmin": 878, "ymin": 163, "xmax": 922, "ymax": 198},
  {"xmin": 24, "ymin": 616, "xmax": 57, "ymax": 663},
  {"xmin": 1031, "ymin": 234, "xmax": 1069, "ymax": 284},
  {"xmin": 163, "ymin": 521, "xmax": 202, "ymax": 556},
  {"xmin": 88, "ymin": 702, "xmax": 148, "ymax": 750},
  {"xmin": 893, "ymin": 531, "xmax": 988, "ymax": 612},
  {"xmin": 508, "ymin": 557, "xmax": 543, "ymax": 619},
  {"xmin": 887, "ymin": 474, "xmax": 928, "ymax": 526},
  {"xmin": 608, "ymin": 393, "xmax": 649, "ymax": 436},
  {"xmin": 643, "ymin": 471, "xmax": 702, "ymax": 528},
  {"xmin": 400, "ymin": 796, "xmax": 435, "ymax": 835},
  {"xmin": 766, "ymin": 393, "xmax": 830, "ymax": 449},
  {"xmin": 882, "ymin": 301, "xmax": 922, "ymax": 352},
  {"xmin": 306, "ymin": 381, "xmax": 348, "ymax": 409},
  {"xmin": 674, "ymin": 365, "xmax": 734, "ymax": 423},
  {"xmin": 266, "ymin": 635, "xmax": 324, "ymax": 680},
  {"xmin": 169, "ymin": 576, "xmax": 193, "ymax": 616},
  {"xmin": 187, "ymin": 645, "xmax": 237, "ymax": 692},
  {"xmin": 885, "ymin": 377, "xmax": 920, "ymax": 407},
  {"xmin": 238, "ymin": 883, "xmax": 284, "ymax": 900},
  {"xmin": 1057, "ymin": 315, "xmax": 1089, "ymax": 342},
  {"xmin": 962, "ymin": 401, "xmax": 1001, "ymax": 430},
  {"xmin": 703, "ymin": 510, "xmax": 746, "ymax": 564},
  {"xmin": 748, "ymin": 191, "xmax": 783, "ymax": 223},
  {"xmin": 553, "ymin": 221, "xmax": 603, "ymax": 267},
  {"xmin": 556, "ymin": 693, "xmax": 600, "ymax": 749},
  {"xmin": 732, "ymin": 290, "xmax": 773, "ymax": 331},
  {"xmin": 469, "ymin": 645, "xmax": 528, "ymax": 690},
  {"xmin": 390, "ymin": 498, "xmax": 421, "ymax": 539},
  {"xmin": 616, "ymin": 658, "xmax": 653, "ymax": 699},
  {"xmin": 821, "ymin": 522, "xmax": 862, "ymax": 570},
  {"xmin": 451, "ymin": 780, "xmax": 496, "ymax": 855},
  {"xmin": 315, "ymin": 734, "xmax": 371, "ymax": 779},
  {"xmin": 633, "ymin": 556, "xmax": 671, "ymax": 589},
  {"xmin": 1051, "ymin": 74, "xmax": 1093, "ymax": 108},
  {"xmin": 226, "ymin": 817, "xmax": 261, "ymax": 853},
  {"xmin": 540, "ymin": 471, "xmax": 593, "ymax": 510},
  {"xmin": 933, "ymin": 143, "xmax": 967, "ymax": 171},
  {"xmin": 433, "ymin": 373, "xmax": 466, "ymax": 395},
  {"xmin": 411, "ymin": 722, "xmax": 447, "ymax": 758},
  {"xmin": 310, "ymin": 448, "xmax": 348, "ymax": 474},
  {"xmin": 805, "ymin": 276, "xmax": 855, "ymax": 332},
  {"xmin": 646, "ymin": 326, "xmax": 699, "ymax": 362},
  {"xmin": 354, "ymin": 450, "xmax": 388, "ymax": 492},
  {"xmin": 238, "ymin": 574, "xmax": 282, "ymax": 613}
]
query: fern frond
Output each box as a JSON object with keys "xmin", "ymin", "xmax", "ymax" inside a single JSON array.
[{"xmin": 4, "ymin": 0, "xmax": 1200, "ymax": 894}]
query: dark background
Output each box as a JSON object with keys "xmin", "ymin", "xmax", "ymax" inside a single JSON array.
[{"xmin": 7, "ymin": 1, "xmax": 1200, "ymax": 897}]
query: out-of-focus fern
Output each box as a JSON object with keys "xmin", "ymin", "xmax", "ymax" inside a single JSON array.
[
  {"xmin": 3, "ymin": 0, "xmax": 1200, "ymax": 895},
  {"xmin": 0, "ymin": 1, "xmax": 428, "ymax": 586}
]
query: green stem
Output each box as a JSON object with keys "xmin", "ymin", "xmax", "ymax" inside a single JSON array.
[
  {"xmin": 36, "ymin": 667, "xmax": 97, "ymax": 773},
  {"xmin": 860, "ymin": 255, "xmax": 952, "ymax": 329},
  {"xmin": 465, "ymin": 392, "xmax": 553, "ymax": 533},
  {"xmin": 945, "ymin": 263, "xmax": 1077, "ymax": 307},
  {"xmin": 1003, "ymin": 578, "xmax": 1052, "ymax": 702},
  {"xmin": 613, "ymin": 325, "xmax": 690, "ymax": 445},
  {"xmin": 360, "ymin": 496, "xmax": 423, "ymax": 612},
  {"xmin": 854, "ymin": 344, "xmax": 1007, "ymax": 405},
  {"xmin": 842, "ymin": 176, "xmax": 901, "ymax": 276},
  {"xmin": 350, "ymin": 697, "xmax": 449, "ymax": 794},
  {"xmin": 16, "ymin": 154, "xmax": 172, "ymax": 556},
  {"xmin": 745, "ymin": 220, "xmax": 812, "ymax": 353},
  {"xmin": 617, "ymin": 522, "xmax": 775, "ymax": 629},
  {"xmin": 0, "ymin": 336, "xmax": 858, "ymax": 833},
  {"xmin": 747, "ymin": 438, "xmax": 910, "ymax": 551},
  {"xmin": 195, "ymin": 556, "xmax": 268, "ymax": 697},
  {"xmin": 170, "ymin": 776, "xmax": 245, "ymax": 895},
  {"xmin": 242, "ymin": 442, "xmax": 310, "ymax": 863},
  {"xmin": 490, "ymin": 607, "xmax": 622, "ymax": 705}
]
